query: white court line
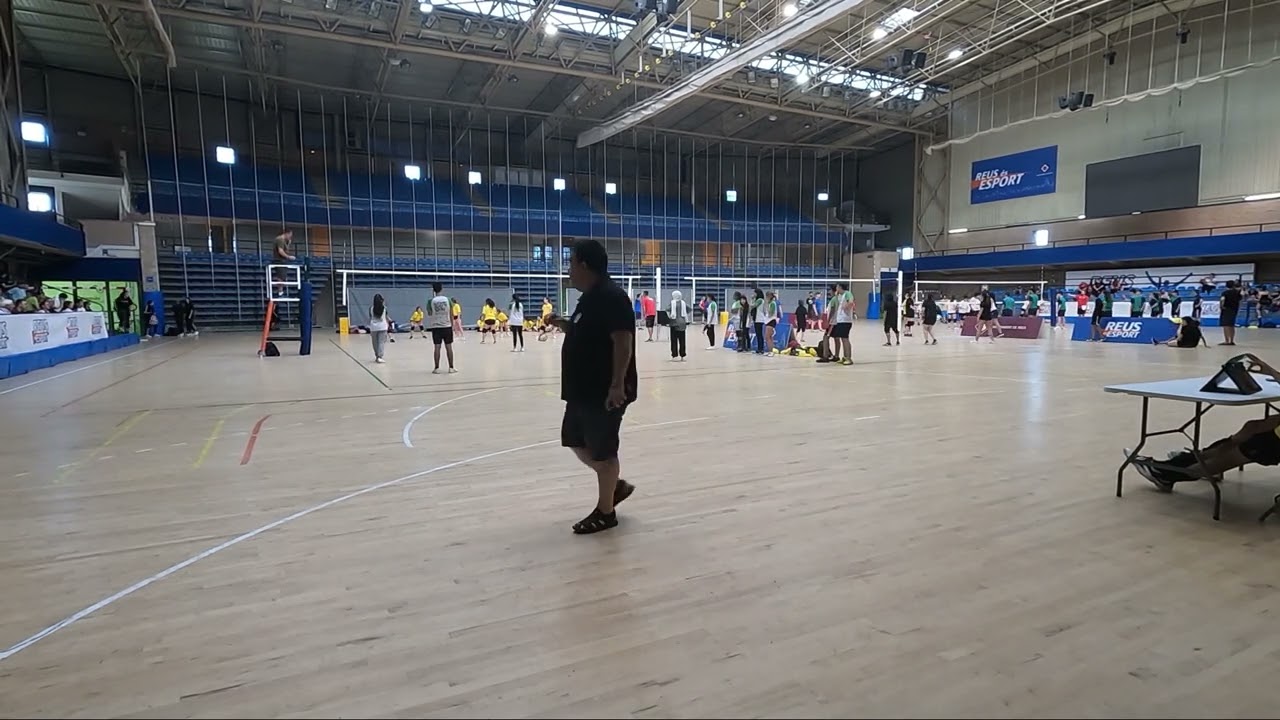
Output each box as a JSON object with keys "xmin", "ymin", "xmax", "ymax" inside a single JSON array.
[
  {"xmin": 402, "ymin": 387, "xmax": 506, "ymax": 448},
  {"xmin": 0, "ymin": 416, "xmax": 706, "ymax": 663},
  {"xmin": 0, "ymin": 346, "xmax": 157, "ymax": 396},
  {"xmin": 855, "ymin": 415, "xmax": 880, "ymax": 421}
]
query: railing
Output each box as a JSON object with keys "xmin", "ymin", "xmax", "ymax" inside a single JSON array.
[{"xmin": 920, "ymin": 223, "xmax": 1277, "ymax": 257}]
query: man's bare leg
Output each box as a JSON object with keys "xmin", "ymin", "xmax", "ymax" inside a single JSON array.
[
  {"xmin": 445, "ymin": 343, "xmax": 455, "ymax": 369},
  {"xmin": 572, "ymin": 447, "xmax": 619, "ymax": 514}
]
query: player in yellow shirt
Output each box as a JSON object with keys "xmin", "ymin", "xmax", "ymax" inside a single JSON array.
[
  {"xmin": 408, "ymin": 306, "xmax": 425, "ymax": 339},
  {"xmin": 479, "ymin": 299, "xmax": 498, "ymax": 343},
  {"xmin": 497, "ymin": 309, "xmax": 509, "ymax": 334}
]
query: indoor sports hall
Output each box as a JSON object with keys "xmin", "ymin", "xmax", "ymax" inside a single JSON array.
[{"xmin": 4, "ymin": 0, "xmax": 1280, "ymax": 717}]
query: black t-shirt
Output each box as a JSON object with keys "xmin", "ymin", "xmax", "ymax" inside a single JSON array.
[
  {"xmin": 561, "ymin": 278, "xmax": 637, "ymax": 406},
  {"xmin": 1221, "ymin": 288, "xmax": 1242, "ymax": 312},
  {"xmin": 1179, "ymin": 318, "xmax": 1203, "ymax": 347}
]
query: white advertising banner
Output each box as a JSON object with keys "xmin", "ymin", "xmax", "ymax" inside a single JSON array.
[
  {"xmin": 1064, "ymin": 263, "xmax": 1255, "ymax": 290},
  {"xmin": 0, "ymin": 312, "xmax": 108, "ymax": 357}
]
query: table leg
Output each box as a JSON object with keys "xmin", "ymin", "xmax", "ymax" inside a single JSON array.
[
  {"xmin": 1261, "ymin": 494, "xmax": 1280, "ymax": 523},
  {"xmin": 1187, "ymin": 403, "xmax": 1222, "ymax": 521},
  {"xmin": 1118, "ymin": 397, "xmax": 1150, "ymax": 498}
]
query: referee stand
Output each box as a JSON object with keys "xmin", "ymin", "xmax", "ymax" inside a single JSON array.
[{"xmin": 259, "ymin": 263, "xmax": 313, "ymax": 356}]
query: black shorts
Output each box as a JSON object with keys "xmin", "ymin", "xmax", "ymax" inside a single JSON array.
[
  {"xmin": 1240, "ymin": 429, "xmax": 1280, "ymax": 466},
  {"xmin": 1057, "ymin": 309, "xmax": 1065, "ymax": 317},
  {"xmin": 430, "ymin": 327, "xmax": 454, "ymax": 345},
  {"xmin": 1091, "ymin": 313, "xmax": 1104, "ymax": 326},
  {"xmin": 645, "ymin": 315, "xmax": 656, "ymax": 328},
  {"xmin": 979, "ymin": 311, "xmax": 993, "ymax": 321},
  {"xmin": 1221, "ymin": 309, "xmax": 1239, "ymax": 326},
  {"xmin": 766, "ymin": 319, "xmax": 777, "ymax": 328},
  {"xmin": 484, "ymin": 319, "xmax": 496, "ymax": 328},
  {"xmin": 561, "ymin": 402, "xmax": 626, "ymax": 462},
  {"xmin": 1076, "ymin": 308, "xmax": 1086, "ymax": 316},
  {"xmin": 829, "ymin": 322, "xmax": 852, "ymax": 339}
]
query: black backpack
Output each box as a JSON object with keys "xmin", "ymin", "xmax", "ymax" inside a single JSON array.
[{"xmin": 263, "ymin": 341, "xmax": 281, "ymax": 357}]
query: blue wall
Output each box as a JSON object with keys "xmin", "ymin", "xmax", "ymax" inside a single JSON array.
[
  {"xmin": 0, "ymin": 204, "xmax": 86, "ymax": 256},
  {"xmin": 908, "ymin": 231, "xmax": 1280, "ymax": 273}
]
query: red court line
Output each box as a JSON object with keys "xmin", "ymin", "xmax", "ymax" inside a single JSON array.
[{"xmin": 240, "ymin": 414, "xmax": 272, "ymax": 466}]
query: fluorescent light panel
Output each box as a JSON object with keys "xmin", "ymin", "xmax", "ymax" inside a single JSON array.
[
  {"xmin": 21, "ymin": 121, "xmax": 47, "ymax": 144},
  {"xmin": 215, "ymin": 145, "xmax": 236, "ymax": 165},
  {"xmin": 27, "ymin": 191, "xmax": 53, "ymax": 213}
]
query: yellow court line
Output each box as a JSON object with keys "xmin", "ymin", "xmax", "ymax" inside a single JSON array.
[
  {"xmin": 192, "ymin": 419, "xmax": 225, "ymax": 469},
  {"xmin": 192, "ymin": 405, "xmax": 250, "ymax": 469},
  {"xmin": 57, "ymin": 410, "xmax": 152, "ymax": 482}
]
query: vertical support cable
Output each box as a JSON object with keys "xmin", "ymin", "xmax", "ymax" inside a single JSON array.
[
  {"xmin": 193, "ymin": 71, "xmax": 215, "ymax": 294},
  {"xmin": 165, "ymin": 66, "xmax": 188, "ymax": 297},
  {"xmin": 407, "ymin": 100, "xmax": 418, "ymax": 264},
  {"xmin": 221, "ymin": 76, "xmax": 242, "ymax": 324}
]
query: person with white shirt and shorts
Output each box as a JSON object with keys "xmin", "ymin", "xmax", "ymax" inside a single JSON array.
[
  {"xmin": 827, "ymin": 282, "xmax": 855, "ymax": 365},
  {"xmin": 427, "ymin": 282, "xmax": 457, "ymax": 374}
]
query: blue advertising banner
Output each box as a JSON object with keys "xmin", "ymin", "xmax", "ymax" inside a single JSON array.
[
  {"xmin": 1068, "ymin": 316, "xmax": 1175, "ymax": 343},
  {"xmin": 970, "ymin": 145, "xmax": 1058, "ymax": 205}
]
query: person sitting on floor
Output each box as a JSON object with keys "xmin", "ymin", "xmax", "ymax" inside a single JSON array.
[
  {"xmin": 1152, "ymin": 316, "xmax": 1208, "ymax": 348},
  {"xmin": 1128, "ymin": 354, "xmax": 1280, "ymax": 491}
]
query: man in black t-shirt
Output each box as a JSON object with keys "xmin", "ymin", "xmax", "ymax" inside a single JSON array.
[
  {"xmin": 1219, "ymin": 280, "xmax": 1242, "ymax": 346},
  {"xmin": 546, "ymin": 239, "xmax": 638, "ymax": 535}
]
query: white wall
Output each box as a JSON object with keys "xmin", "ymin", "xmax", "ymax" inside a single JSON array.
[{"xmin": 943, "ymin": 0, "xmax": 1280, "ymax": 231}]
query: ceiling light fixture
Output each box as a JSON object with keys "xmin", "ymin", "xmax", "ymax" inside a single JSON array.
[
  {"xmin": 947, "ymin": 48, "xmax": 963, "ymax": 60},
  {"xmin": 545, "ymin": 23, "xmax": 558, "ymax": 35},
  {"xmin": 868, "ymin": 89, "xmax": 882, "ymax": 98},
  {"xmin": 418, "ymin": 1, "xmax": 432, "ymax": 11},
  {"xmin": 782, "ymin": 3, "xmax": 798, "ymax": 17},
  {"xmin": 870, "ymin": 26, "xmax": 888, "ymax": 41},
  {"xmin": 948, "ymin": 227, "xmax": 968, "ymax": 234}
]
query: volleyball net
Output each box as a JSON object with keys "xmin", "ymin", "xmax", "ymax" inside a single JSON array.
[
  {"xmin": 911, "ymin": 279, "xmax": 1048, "ymax": 314},
  {"xmin": 336, "ymin": 268, "xmax": 642, "ymax": 324},
  {"xmin": 680, "ymin": 276, "xmax": 879, "ymax": 320}
]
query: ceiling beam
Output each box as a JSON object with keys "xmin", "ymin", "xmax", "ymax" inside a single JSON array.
[
  {"xmin": 523, "ymin": 10, "xmax": 660, "ymax": 147},
  {"xmin": 576, "ymin": 0, "xmax": 880, "ymax": 147},
  {"xmin": 91, "ymin": 4, "xmax": 141, "ymax": 88},
  {"xmin": 95, "ymin": 1, "xmax": 925, "ymax": 135}
]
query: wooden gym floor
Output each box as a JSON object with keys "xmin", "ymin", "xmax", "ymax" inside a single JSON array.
[{"xmin": 3, "ymin": 322, "xmax": 1280, "ymax": 718}]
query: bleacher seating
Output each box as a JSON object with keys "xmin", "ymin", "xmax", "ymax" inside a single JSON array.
[
  {"xmin": 158, "ymin": 251, "xmax": 328, "ymax": 331},
  {"xmin": 138, "ymin": 156, "xmax": 848, "ymax": 245},
  {"xmin": 484, "ymin": 184, "xmax": 597, "ymax": 218}
]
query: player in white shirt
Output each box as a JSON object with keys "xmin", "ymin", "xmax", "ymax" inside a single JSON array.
[{"xmin": 426, "ymin": 281, "xmax": 457, "ymax": 374}]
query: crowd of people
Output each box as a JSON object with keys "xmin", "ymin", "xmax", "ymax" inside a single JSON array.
[{"xmin": 2, "ymin": 280, "xmax": 93, "ymax": 316}]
